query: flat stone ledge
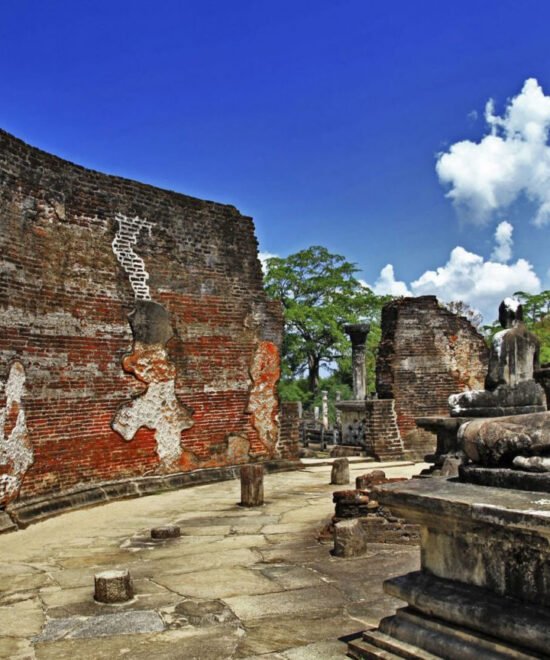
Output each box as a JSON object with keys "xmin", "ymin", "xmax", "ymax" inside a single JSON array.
[
  {"xmin": 375, "ymin": 476, "xmax": 550, "ymax": 532},
  {"xmin": 4, "ymin": 459, "xmax": 300, "ymax": 532},
  {"xmin": 460, "ymin": 464, "xmax": 550, "ymax": 493}
]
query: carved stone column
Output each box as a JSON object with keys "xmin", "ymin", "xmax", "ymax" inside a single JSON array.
[{"xmin": 344, "ymin": 323, "xmax": 370, "ymax": 400}]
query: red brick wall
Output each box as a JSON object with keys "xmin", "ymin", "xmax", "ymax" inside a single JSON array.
[
  {"xmin": 376, "ymin": 296, "xmax": 488, "ymax": 446},
  {"xmin": 0, "ymin": 129, "xmax": 285, "ymax": 505}
]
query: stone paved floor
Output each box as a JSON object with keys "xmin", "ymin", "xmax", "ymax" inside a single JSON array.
[{"xmin": 0, "ymin": 460, "xmax": 426, "ymax": 659}]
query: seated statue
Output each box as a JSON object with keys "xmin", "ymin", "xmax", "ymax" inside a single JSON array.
[
  {"xmin": 486, "ymin": 298, "xmax": 540, "ymax": 389},
  {"xmin": 449, "ymin": 298, "xmax": 546, "ymax": 417}
]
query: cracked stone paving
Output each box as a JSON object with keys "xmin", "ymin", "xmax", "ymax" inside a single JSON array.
[{"xmin": 0, "ymin": 460, "xmax": 425, "ymax": 659}]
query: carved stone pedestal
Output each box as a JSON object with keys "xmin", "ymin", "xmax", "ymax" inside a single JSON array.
[{"xmin": 348, "ymin": 478, "xmax": 550, "ymax": 659}]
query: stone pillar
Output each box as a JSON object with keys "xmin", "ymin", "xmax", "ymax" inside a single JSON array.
[
  {"xmin": 344, "ymin": 323, "xmax": 370, "ymax": 400},
  {"xmin": 321, "ymin": 391, "xmax": 329, "ymax": 430},
  {"xmin": 331, "ymin": 457, "xmax": 350, "ymax": 485},
  {"xmin": 335, "ymin": 391, "xmax": 342, "ymax": 427},
  {"xmin": 94, "ymin": 569, "xmax": 134, "ymax": 603},
  {"xmin": 314, "ymin": 406, "xmax": 320, "ymax": 421},
  {"xmin": 240, "ymin": 464, "xmax": 264, "ymax": 506}
]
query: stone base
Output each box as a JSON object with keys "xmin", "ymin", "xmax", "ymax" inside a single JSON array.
[
  {"xmin": 349, "ymin": 571, "xmax": 548, "ymax": 659},
  {"xmin": 347, "ymin": 476, "xmax": 550, "ymax": 658},
  {"xmin": 416, "ymin": 416, "xmax": 471, "ymax": 462},
  {"xmin": 449, "ymin": 380, "xmax": 546, "ymax": 418}
]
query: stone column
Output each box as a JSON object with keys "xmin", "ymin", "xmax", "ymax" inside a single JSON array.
[
  {"xmin": 240, "ymin": 464, "xmax": 264, "ymax": 506},
  {"xmin": 335, "ymin": 391, "xmax": 342, "ymax": 426},
  {"xmin": 321, "ymin": 391, "xmax": 329, "ymax": 430},
  {"xmin": 344, "ymin": 323, "xmax": 370, "ymax": 400}
]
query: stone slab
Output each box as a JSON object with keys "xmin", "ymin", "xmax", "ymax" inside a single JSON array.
[
  {"xmin": 375, "ymin": 476, "xmax": 550, "ymax": 533},
  {"xmin": 36, "ymin": 610, "xmax": 164, "ymax": 641},
  {"xmin": 224, "ymin": 584, "xmax": 347, "ymax": 621}
]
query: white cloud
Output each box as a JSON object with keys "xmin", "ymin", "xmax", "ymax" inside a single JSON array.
[
  {"xmin": 490, "ymin": 220, "xmax": 513, "ymax": 262},
  {"xmin": 410, "ymin": 248, "xmax": 539, "ymax": 322},
  {"xmin": 372, "ymin": 264, "xmax": 412, "ymax": 297},
  {"xmin": 370, "ymin": 222, "xmax": 541, "ymax": 323},
  {"xmin": 436, "ymin": 77, "xmax": 550, "ymax": 226}
]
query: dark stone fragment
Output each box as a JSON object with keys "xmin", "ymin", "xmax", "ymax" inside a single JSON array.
[
  {"xmin": 128, "ymin": 300, "xmax": 174, "ymax": 345},
  {"xmin": 151, "ymin": 525, "xmax": 180, "ymax": 539}
]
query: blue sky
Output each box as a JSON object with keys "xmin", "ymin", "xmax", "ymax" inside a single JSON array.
[{"xmin": 1, "ymin": 1, "xmax": 549, "ymax": 321}]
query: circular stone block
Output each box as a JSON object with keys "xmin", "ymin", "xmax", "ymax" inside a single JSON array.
[
  {"xmin": 151, "ymin": 525, "xmax": 181, "ymax": 539},
  {"xmin": 94, "ymin": 569, "xmax": 134, "ymax": 603}
]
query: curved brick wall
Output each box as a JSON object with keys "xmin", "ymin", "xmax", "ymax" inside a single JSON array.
[{"xmin": 0, "ymin": 129, "xmax": 287, "ymax": 523}]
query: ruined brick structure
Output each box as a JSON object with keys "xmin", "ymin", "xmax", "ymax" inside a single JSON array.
[
  {"xmin": 376, "ymin": 296, "xmax": 488, "ymax": 456},
  {"xmin": 0, "ymin": 129, "xmax": 290, "ymax": 523}
]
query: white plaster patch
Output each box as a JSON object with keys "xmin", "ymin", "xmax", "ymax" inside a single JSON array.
[
  {"xmin": 112, "ymin": 344, "xmax": 193, "ymax": 469},
  {"xmin": 0, "ymin": 362, "xmax": 33, "ymax": 505},
  {"xmin": 112, "ymin": 214, "xmax": 154, "ymax": 300}
]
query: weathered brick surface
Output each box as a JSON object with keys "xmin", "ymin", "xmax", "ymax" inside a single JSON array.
[
  {"xmin": 376, "ymin": 296, "xmax": 488, "ymax": 454},
  {"xmin": 278, "ymin": 402, "xmax": 301, "ymax": 460},
  {"xmin": 0, "ymin": 129, "xmax": 287, "ymax": 507},
  {"xmin": 365, "ymin": 399, "xmax": 404, "ymax": 460}
]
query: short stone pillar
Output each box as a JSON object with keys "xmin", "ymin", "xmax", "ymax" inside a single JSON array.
[
  {"xmin": 333, "ymin": 519, "xmax": 368, "ymax": 557},
  {"xmin": 151, "ymin": 525, "xmax": 181, "ymax": 539},
  {"xmin": 331, "ymin": 457, "xmax": 350, "ymax": 485},
  {"xmin": 321, "ymin": 391, "xmax": 329, "ymax": 430},
  {"xmin": 344, "ymin": 323, "xmax": 370, "ymax": 400},
  {"xmin": 94, "ymin": 569, "xmax": 134, "ymax": 603},
  {"xmin": 335, "ymin": 391, "xmax": 342, "ymax": 427},
  {"xmin": 240, "ymin": 464, "xmax": 264, "ymax": 506}
]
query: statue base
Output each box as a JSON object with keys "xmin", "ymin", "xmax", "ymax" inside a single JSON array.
[
  {"xmin": 348, "ymin": 477, "xmax": 550, "ymax": 659},
  {"xmin": 449, "ymin": 380, "xmax": 546, "ymax": 418}
]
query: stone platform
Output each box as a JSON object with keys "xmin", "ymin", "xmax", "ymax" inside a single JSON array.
[{"xmin": 349, "ymin": 477, "xmax": 550, "ymax": 658}]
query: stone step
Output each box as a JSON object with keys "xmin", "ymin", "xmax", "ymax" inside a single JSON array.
[
  {"xmin": 360, "ymin": 629, "xmax": 440, "ymax": 659},
  {"xmin": 378, "ymin": 609, "xmax": 542, "ymax": 660},
  {"xmin": 347, "ymin": 635, "xmax": 406, "ymax": 659},
  {"xmin": 384, "ymin": 571, "xmax": 550, "ymax": 657}
]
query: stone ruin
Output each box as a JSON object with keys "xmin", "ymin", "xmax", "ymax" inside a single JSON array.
[
  {"xmin": 0, "ymin": 129, "xmax": 299, "ymax": 531},
  {"xmin": 376, "ymin": 295, "xmax": 488, "ymax": 461},
  {"xmin": 348, "ymin": 299, "xmax": 550, "ymax": 658},
  {"xmin": 334, "ymin": 296, "xmax": 489, "ymax": 463},
  {"xmin": 326, "ymin": 470, "xmax": 420, "ymax": 554}
]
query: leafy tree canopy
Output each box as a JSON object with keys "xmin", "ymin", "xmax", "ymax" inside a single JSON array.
[
  {"xmin": 514, "ymin": 290, "xmax": 550, "ymax": 364},
  {"xmin": 444, "ymin": 300, "xmax": 483, "ymax": 330},
  {"xmin": 264, "ymin": 245, "xmax": 388, "ymax": 394}
]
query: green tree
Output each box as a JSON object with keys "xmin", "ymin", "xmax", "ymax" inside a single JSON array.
[
  {"xmin": 514, "ymin": 290, "xmax": 550, "ymax": 363},
  {"xmin": 444, "ymin": 300, "xmax": 483, "ymax": 330},
  {"xmin": 264, "ymin": 246, "xmax": 387, "ymax": 394}
]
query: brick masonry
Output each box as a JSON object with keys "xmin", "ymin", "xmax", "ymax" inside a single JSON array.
[
  {"xmin": 365, "ymin": 399, "xmax": 404, "ymax": 460},
  {"xmin": 376, "ymin": 296, "xmax": 488, "ymax": 456},
  {"xmin": 0, "ymin": 129, "xmax": 290, "ymax": 512}
]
